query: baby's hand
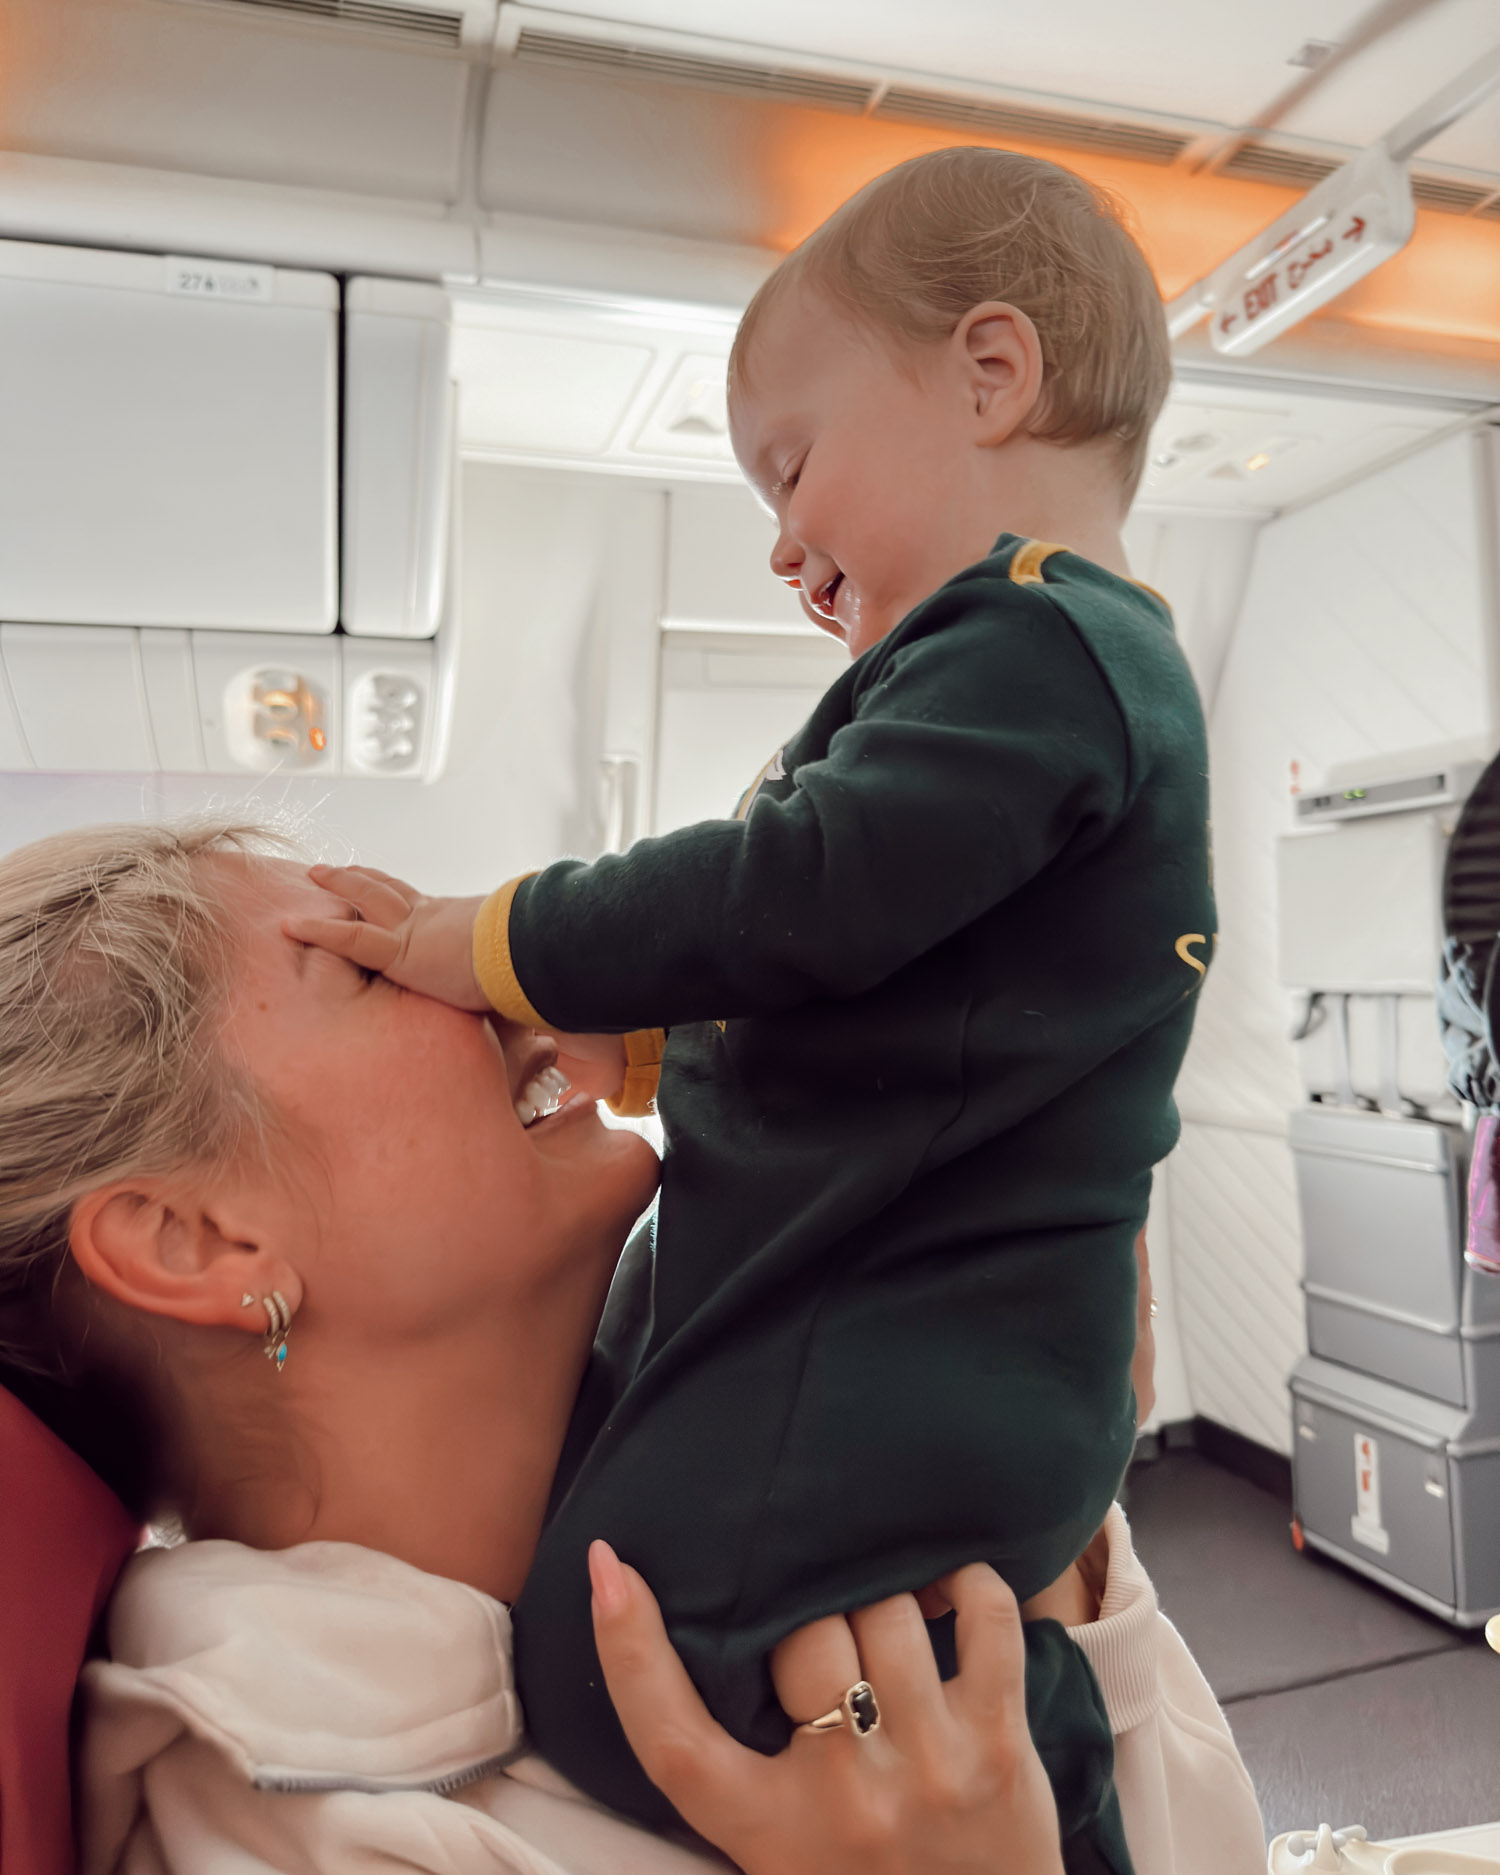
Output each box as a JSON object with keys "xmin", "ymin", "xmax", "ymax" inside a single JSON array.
[{"xmin": 284, "ymin": 864, "xmax": 492, "ymax": 1011}]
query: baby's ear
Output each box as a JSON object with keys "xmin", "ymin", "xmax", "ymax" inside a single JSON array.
[
  {"xmin": 955, "ymin": 301, "xmax": 1044, "ymax": 440},
  {"xmin": 69, "ymin": 1182, "xmax": 295, "ymax": 1336}
]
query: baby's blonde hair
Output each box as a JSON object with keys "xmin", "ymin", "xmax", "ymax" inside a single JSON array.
[
  {"xmin": 731, "ymin": 146, "xmax": 1171, "ymax": 496},
  {"xmin": 0, "ymin": 818, "xmax": 278, "ymax": 1506}
]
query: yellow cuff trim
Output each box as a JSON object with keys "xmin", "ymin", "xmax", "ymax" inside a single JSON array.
[
  {"xmin": 608, "ymin": 1028, "xmax": 665, "ymax": 1118},
  {"xmin": 472, "ymin": 875, "xmax": 547, "ymax": 1026}
]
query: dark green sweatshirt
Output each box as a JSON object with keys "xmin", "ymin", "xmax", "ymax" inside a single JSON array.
[{"xmin": 495, "ymin": 535, "xmax": 1215, "ymax": 1870}]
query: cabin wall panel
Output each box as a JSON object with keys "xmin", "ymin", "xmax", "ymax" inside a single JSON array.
[
  {"xmin": 1167, "ymin": 430, "xmax": 1492, "ymax": 1452},
  {"xmin": 1165, "ymin": 1123, "xmax": 1305, "ymax": 1454},
  {"xmin": 1121, "ymin": 511, "xmax": 1260, "ymax": 720}
]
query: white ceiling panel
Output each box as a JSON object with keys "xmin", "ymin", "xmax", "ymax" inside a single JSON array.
[
  {"xmin": 1140, "ymin": 380, "xmax": 1457, "ymax": 513},
  {"xmin": 1274, "ymin": 0, "xmax": 1500, "ymax": 160},
  {"xmin": 452, "ymin": 284, "xmax": 1472, "ymax": 516},
  {"xmin": 452, "ymin": 289, "xmax": 740, "ymax": 469},
  {"xmin": 1417, "ymin": 79, "xmax": 1500, "ymax": 174},
  {"xmin": 454, "ymin": 325, "xmax": 658, "ymax": 453}
]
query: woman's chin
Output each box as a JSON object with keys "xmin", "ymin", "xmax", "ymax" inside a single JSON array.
[
  {"xmin": 606, "ymin": 1124, "xmax": 664, "ymax": 1219},
  {"xmin": 536, "ymin": 1102, "xmax": 661, "ymax": 1220}
]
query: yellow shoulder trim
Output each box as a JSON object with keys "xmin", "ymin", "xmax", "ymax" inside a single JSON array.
[
  {"xmin": 472, "ymin": 874, "xmax": 548, "ymax": 1027},
  {"xmin": 607, "ymin": 1028, "xmax": 666, "ymax": 1118},
  {"xmin": 1008, "ymin": 540, "xmax": 1069, "ymax": 586},
  {"xmin": 1010, "ymin": 540, "xmax": 1173, "ymax": 611},
  {"xmin": 735, "ymin": 749, "xmax": 782, "ymax": 823}
]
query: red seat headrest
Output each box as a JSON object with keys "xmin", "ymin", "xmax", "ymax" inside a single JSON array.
[{"xmin": 0, "ymin": 1386, "xmax": 138, "ymax": 1875}]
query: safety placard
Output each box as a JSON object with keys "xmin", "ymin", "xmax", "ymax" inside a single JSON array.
[
  {"xmin": 1351, "ymin": 1429, "xmax": 1391, "ymax": 1555},
  {"xmin": 1205, "ymin": 143, "xmax": 1415, "ymax": 358}
]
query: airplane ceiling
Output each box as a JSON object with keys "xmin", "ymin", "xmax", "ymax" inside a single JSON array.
[
  {"xmin": 1, "ymin": 0, "xmax": 1497, "ymax": 385},
  {"xmin": 449, "ymin": 286, "xmax": 1474, "ymax": 519},
  {"xmin": 5, "ymin": 0, "xmax": 1498, "ymax": 200},
  {"xmin": 513, "ymin": 0, "xmax": 1500, "ymax": 173}
]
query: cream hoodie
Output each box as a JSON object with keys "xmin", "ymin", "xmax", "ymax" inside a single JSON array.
[{"xmin": 78, "ymin": 1504, "xmax": 1265, "ymax": 1875}]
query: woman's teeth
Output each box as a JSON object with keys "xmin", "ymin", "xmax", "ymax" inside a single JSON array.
[{"xmin": 516, "ymin": 1066, "xmax": 571, "ymax": 1128}]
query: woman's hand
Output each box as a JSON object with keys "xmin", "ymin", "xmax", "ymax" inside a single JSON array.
[{"xmin": 589, "ymin": 1541, "xmax": 1064, "ymax": 1875}]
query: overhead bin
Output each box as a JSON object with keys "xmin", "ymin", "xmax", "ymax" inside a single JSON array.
[
  {"xmin": 0, "ymin": 240, "xmax": 339, "ymax": 633},
  {"xmin": 0, "ymin": 238, "xmax": 457, "ymax": 777},
  {"xmin": 342, "ymin": 278, "xmax": 454, "ymax": 640},
  {"xmin": 0, "ymin": 242, "xmax": 456, "ymax": 645}
]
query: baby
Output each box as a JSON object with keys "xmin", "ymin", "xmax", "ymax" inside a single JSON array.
[{"xmin": 290, "ymin": 146, "xmax": 1214, "ymax": 1875}]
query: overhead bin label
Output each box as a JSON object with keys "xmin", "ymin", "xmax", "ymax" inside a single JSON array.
[
  {"xmin": 1351, "ymin": 1430, "xmax": 1391, "ymax": 1556},
  {"xmin": 165, "ymin": 256, "xmax": 273, "ymax": 303},
  {"xmin": 1205, "ymin": 143, "xmax": 1414, "ymax": 358}
]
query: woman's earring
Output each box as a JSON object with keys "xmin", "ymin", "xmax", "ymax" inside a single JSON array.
[{"xmin": 258, "ymin": 1291, "xmax": 293, "ymax": 1372}]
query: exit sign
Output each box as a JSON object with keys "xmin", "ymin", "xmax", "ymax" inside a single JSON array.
[{"xmin": 1205, "ymin": 143, "xmax": 1415, "ymax": 357}]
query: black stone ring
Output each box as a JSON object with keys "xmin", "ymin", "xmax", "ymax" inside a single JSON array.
[{"xmin": 795, "ymin": 1680, "xmax": 881, "ymax": 1739}]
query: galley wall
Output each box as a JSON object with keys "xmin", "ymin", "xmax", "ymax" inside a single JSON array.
[{"xmin": 1165, "ymin": 428, "xmax": 1496, "ymax": 1452}]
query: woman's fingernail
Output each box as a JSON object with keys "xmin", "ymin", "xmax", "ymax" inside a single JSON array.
[{"xmin": 589, "ymin": 1539, "xmax": 629, "ymax": 1618}]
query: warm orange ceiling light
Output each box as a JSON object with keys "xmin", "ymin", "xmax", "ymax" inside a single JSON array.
[{"xmin": 763, "ymin": 113, "xmax": 1500, "ymax": 350}]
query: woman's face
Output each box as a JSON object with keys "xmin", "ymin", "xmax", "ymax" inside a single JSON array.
[{"xmin": 212, "ymin": 856, "xmax": 660, "ymax": 1344}]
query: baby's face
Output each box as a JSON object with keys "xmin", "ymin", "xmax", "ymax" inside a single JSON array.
[{"xmin": 730, "ymin": 282, "xmax": 998, "ymax": 660}]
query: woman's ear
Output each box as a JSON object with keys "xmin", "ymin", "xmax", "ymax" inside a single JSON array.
[
  {"xmin": 953, "ymin": 301, "xmax": 1045, "ymax": 445},
  {"xmin": 69, "ymin": 1183, "xmax": 301, "ymax": 1337}
]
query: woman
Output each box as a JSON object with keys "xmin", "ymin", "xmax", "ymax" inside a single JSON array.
[{"xmin": 0, "ymin": 820, "xmax": 1262, "ymax": 1873}]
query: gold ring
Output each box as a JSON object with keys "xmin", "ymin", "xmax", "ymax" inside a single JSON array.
[
  {"xmin": 795, "ymin": 1680, "xmax": 881, "ymax": 1739},
  {"xmin": 1149, "ymin": 1300, "xmax": 1159, "ymax": 1318}
]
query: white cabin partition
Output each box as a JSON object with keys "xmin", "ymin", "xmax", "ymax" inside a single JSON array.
[{"xmin": 1164, "ymin": 428, "xmax": 1498, "ymax": 1453}]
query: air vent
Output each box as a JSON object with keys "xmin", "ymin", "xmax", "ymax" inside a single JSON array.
[
  {"xmin": 506, "ymin": 23, "xmax": 1500, "ymax": 210},
  {"xmin": 1220, "ymin": 142, "xmax": 1341, "ymax": 188},
  {"xmin": 513, "ymin": 27, "xmax": 876, "ymax": 112},
  {"xmin": 873, "ymin": 88, "xmax": 1191, "ymax": 165},
  {"xmin": 1410, "ymin": 174, "xmax": 1500, "ymax": 217},
  {"xmin": 169, "ymin": 0, "xmax": 468, "ymax": 45},
  {"xmin": 1222, "ymin": 140, "xmax": 1499, "ymax": 218}
]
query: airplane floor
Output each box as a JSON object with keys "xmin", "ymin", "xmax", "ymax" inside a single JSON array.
[{"xmin": 1126, "ymin": 1449, "xmax": 1495, "ymax": 1841}]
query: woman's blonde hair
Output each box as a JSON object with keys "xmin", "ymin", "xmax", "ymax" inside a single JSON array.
[
  {"xmin": 0, "ymin": 818, "xmax": 277, "ymax": 1505},
  {"xmin": 730, "ymin": 145, "xmax": 1171, "ymax": 497}
]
